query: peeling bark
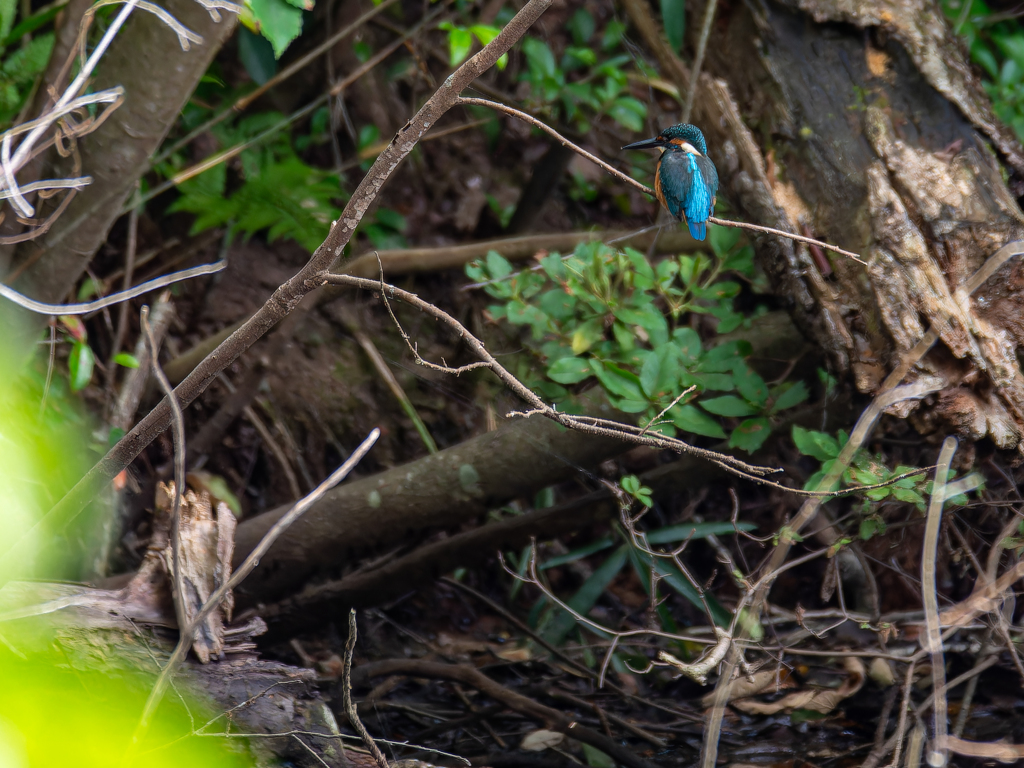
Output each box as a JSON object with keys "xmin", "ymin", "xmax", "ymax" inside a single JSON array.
[{"xmin": 698, "ymin": 0, "xmax": 1024, "ymax": 450}]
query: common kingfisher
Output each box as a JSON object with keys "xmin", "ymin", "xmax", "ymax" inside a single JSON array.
[{"xmin": 622, "ymin": 123, "xmax": 719, "ymax": 241}]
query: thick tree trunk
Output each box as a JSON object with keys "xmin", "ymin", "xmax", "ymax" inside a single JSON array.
[{"xmin": 680, "ymin": 0, "xmax": 1024, "ymax": 453}]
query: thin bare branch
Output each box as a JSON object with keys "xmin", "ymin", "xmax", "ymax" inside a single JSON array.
[
  {"xmin": 0, "ymin": 259, "xmax": 225, "ymax": 315},
  {"xmin": 344, "ymin": 610, "xmax": 389, "ymax": 768},
  {"xmin": 922, "ymin": 437, "xmax": 958, "ymax": 768}
]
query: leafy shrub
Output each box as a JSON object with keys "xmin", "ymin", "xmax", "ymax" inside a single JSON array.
[{"xmin": 466, "ymin": 229, "xmax": 809, "ymax": 452}]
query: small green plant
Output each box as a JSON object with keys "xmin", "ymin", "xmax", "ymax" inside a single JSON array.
[
  {"xmin": 0, "ymin": 0, "xmax": 55, "ymax": 126},
  {"xmin": 517, "ymin": 10, "xmax": 647, "ymax": 133},
  {"xmin": 791, "ymin": 425, "xmax": 980, "ymax": 538},
  {"xmin": 944, "ymin": 0, "xmax": 1024, "ymax": 141},
  {"xmin": 466, "ymin": 229, "xmax": 807, "ymax": 452},
  {"xmin": 166, "ymin": 113, "xmax": 345, "ymax": 253},
  {"xmin": 440, "ymin": 21, "xmax": 508, "ymax": 69},
  {"xmin": 240, "ymin": 0, "xmax": 313, "ymax": 59}
]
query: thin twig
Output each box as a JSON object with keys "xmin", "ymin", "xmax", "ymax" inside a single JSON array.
[
  {"xmin": 133, "ymin": 429, "xmax": 380, "ymax": 739},
  {"xmin": 0, "ymin": 259, "xmax": 225, "ymax": 315},
  {"xmin": 681, "ymin": 0, "xmax": 718, "ymax": 123},
  {"xmin": 345, "ymin": 609, "xmax": 390, "ymax": 768},
  {"xmin": 142, "ymin": 306, "xmax": 188, "ymax": 636},
  {"xmin": 112, "ymin": 190, "xmax": 142, "ymax": 357},
  {"xmin": 922, "ymin": 437, "xmax": 958, "ymax": 768}
]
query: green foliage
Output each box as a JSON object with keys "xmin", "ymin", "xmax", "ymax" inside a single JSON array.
[
  {"xmin": 791, "ymin": 425, "xmax": 981, "ymax": 534},
  {"xmin": 517, "ymin": 10, "xmax": 648, "ymax": 133},
  {"xmin": 660, "ymin": 0, "xmax": 685, "ymax": 53},
  {"xmin": 620, "ymin": 474, "xmax": 653, "ymax": 507},
  {"xmin": 440, "ymin": 22, "xmax": 507, "ymax": 69},
  {"xmin": 167, "ymin": 113, "xmax": 344, "ymax": 253},
  {"xmin": 0, "ymin": 29, "xmax": 54, "ymax": 124},
  {"xmin": 944, "ymin": 0, "xmax": 1024, "ymax": 141},
  {"xmin": 241, "ymin": 0, "xmax": 311, "ymax": 59},
  {"xmin": 467, "ymin": 230, "xmax": 806, "ymax": 452},
  {"xmin": 0, "ymin": 642, "xmax": 251, "ymax": 768},
  {"xmin": 535, "ymin": 516, "xmax": 754, "ymax": 646}
]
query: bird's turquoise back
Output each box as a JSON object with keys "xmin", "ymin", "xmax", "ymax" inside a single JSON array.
[{"xmin": 656, "ymin": 149, "xmax": 719, "ymax": 240}]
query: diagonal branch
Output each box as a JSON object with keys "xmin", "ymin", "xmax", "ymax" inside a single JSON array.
[{"xmin": 10, "ymin": 0, "xmax": 553, "ymax": 585}]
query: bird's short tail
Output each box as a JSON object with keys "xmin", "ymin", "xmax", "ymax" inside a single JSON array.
[{"xmin": 687, "ymin": 220, "xmax": 707, "ymax": 241}]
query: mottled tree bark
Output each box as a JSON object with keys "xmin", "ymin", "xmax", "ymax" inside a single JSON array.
[{"xmin": 690, "ymin": 0, "xmax": 1024, "ymax": 453}]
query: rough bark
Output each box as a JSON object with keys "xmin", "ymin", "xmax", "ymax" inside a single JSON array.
[
  {"xmin": 5, "ymin": 0, "xmax": 236, "ymax": 302},
  {"xmin": 692, "ymin": 0, "xmax": 1024, "ymax": 452}
]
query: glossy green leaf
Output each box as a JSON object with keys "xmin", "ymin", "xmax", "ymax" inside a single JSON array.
[
  {"xmin": 541, "ymin": 538, "xmax": 615, "ymax": 569},
  {"xmin": 728, "ymin": 417, "xmax": 771, "ymax": 452},
  {"xmin": 770, "ymin": 381, "xmax": 809, "ymax": 414},
  {"xmin": 547, "ymin": 356, "xmax": 592, "ymax": 384},
  {"xmin": 671, "ymin": 404, "xmax": 726, "ymax": 438},
  {"xmin": 646, "ymin": 520, "xmax": 757, "ymax": 544},
  {"xmin": 68, "ymin": 341, "xmax": 94, "ymax": 392},
  {"xmin": 699, "ymin": 395, "xmax": 759, "ymax": 417},
  {"xmin": 113, "ymin": 353, "xmax": 140, "ymax": 369},
  {"xmin": 732, "ymin": 365, "xmax": 769, "ymax": 408},
  {"xmin": 792, "ymin": 425, "xmax": 841, "ymax": 461},
  {"xmin": 660, "ymin": 0, "xmax": 685, "ymax": 52},
  {"xmin": 250, "ymin": 0, "xmax": 304, "ymax": 58}
]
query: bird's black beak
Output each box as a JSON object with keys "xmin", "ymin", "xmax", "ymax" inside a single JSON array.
[{"xmin": 621, "ymin": 136, "xmax": 665, "ymax": 151}]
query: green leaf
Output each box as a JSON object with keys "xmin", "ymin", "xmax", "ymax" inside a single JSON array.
[
  {"xmin": 582, "ymin": 744, "xmax": 615, "ymax": 768},
  {"xmin": 0, "ymin": 0, "xmax": 16, "ymax": 42},
  {"xmin": 113, "ymin": 353, "xmax": 140, "ymax": 369},
  {"xmin": 770, "ymin": 381, "xmax": 809, "ymax": 414},
  {"xmin": 447, "ymin": 26, "xmax": 473, "ymax": 66},
  {"xmin": 68, "ymin": 341, "xmax": 94, "ymax": 392},
  {"xmin": 568, "ymin": 8, "xmax": 595, "ymax": 44},
  {"xmin": 485, "ymin": 250, "xmax": 513, "ymax": 280},
  {"xmin": 238, "ymin": 26, "xmax": 277, "ymax": 85},
  {"xmin": 628, "ymin": 547, "xmax": 731, "ymax": 627},
  {"xmin": 732, "ymin": 365, "xmax": 769, "ymax": 408},
  {"xmin": 672, "ymin": 327, "xmax": 702, "ymax": 363},
  {"xmin": 728, "ymin": 418, "xmax": 771, "ymax": 452},
  {"xmin": 547, "ymin": 356, "xmax": 592, "ymax": 384},
  {"xmin": 250, "ymin": 0, "xmax": 305, "ymax": 58},
  {"xmin": 2, "ymin": 1, "xmax": 62, "ymax": 49},
  {"xmin": 671, "ymin": 404, "xmax": 726, "ymax": 439},
  {"xmin": 660, "ymin": 0, "xmax": 685, "ymax": 52},
  {"xmin": 639, "ymin": 352, "xmax": 661, "ymax": 398},
  {"xmin": 543, "ymin": 546, "xmax": 628, "ymax": 645},
  {"xmin": 541, "ymin": 537, "xmax": 615, "ymax": 569},
  {"xmin": 699, "ymin": 395, "xmax": 759, "ymax": 417},
  {"xmin": 590, "ymin": 359, "xmax": 645, "ymax": 402},
  {"xmin": 646, "ymin": 520, "xmax": 756, "ymax": 544},
  {"xmin": 792, "ymin": 425, "xmax": 840, "ymax": 461},
  {"xmin": 572, "ymin": 317, "xmax": 606, "ymax": 354}
]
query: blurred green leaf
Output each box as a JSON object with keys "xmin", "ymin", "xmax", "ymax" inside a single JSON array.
[
  {"xmin": 660, "ymin": 0, "xmax": 685, "ymax": 52},
  {"xmin": 69, "ymin": 341, "xmax": 94, "ymax": 392}
]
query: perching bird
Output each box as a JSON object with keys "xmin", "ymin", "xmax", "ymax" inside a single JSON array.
[{"xmin": 622, "ymin": 123, "xmax": 719, "ymax": 241}]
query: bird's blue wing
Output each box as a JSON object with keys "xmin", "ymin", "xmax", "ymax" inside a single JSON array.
[{"xmin": 657, "ymin": 151, "xmax": 718, "ymax": 241}]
